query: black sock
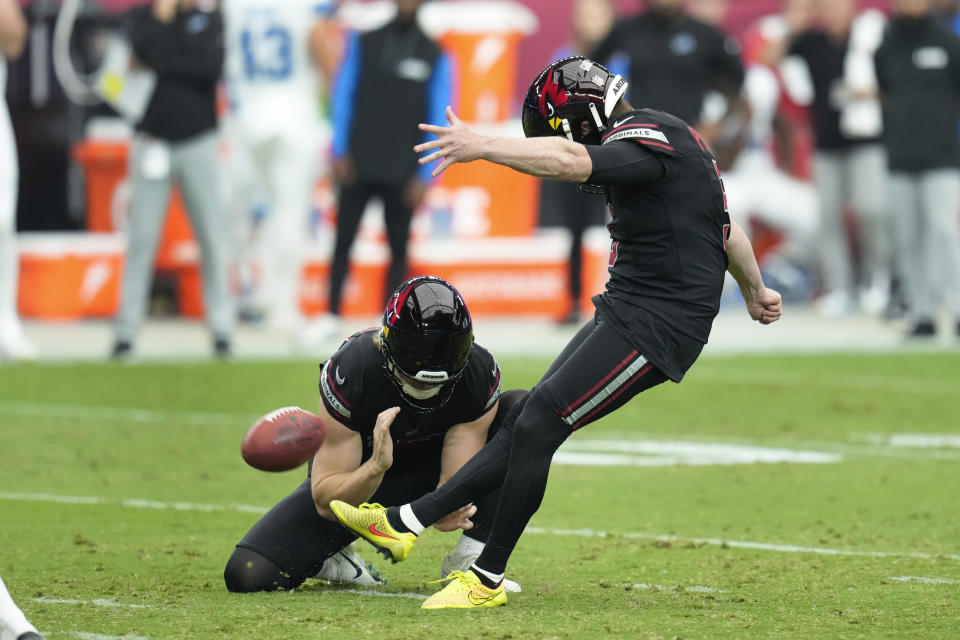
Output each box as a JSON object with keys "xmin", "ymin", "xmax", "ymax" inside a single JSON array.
[{"xmin": 385, "ymin": 506, "xmax": 412, "ymax": 534}]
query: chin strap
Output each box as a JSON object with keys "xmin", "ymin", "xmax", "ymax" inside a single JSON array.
[
  {"xmin": 560, "ymin": 118, "xmax": 574, "ymax": 141},
  {"xmin": 588, "ymin": 103, "xmax": 606, "ymax": 133}
]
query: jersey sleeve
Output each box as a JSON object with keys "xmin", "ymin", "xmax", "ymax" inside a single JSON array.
[
  {"xmin": 318, "ymin": 354, "xmax": 360, "ymax": 430},
  {"xmin": 458, "ymin": 346, "xmax": 502, "ymax": 422},
  {"xmin": 586, "ymin": 140, "xmax": 666, "ymax": 186}
]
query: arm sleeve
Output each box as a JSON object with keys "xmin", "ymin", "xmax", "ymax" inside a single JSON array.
[
  {"xmin": 586, "ymin": 141, "xmax": 666, "ymax": 186},
  {"xmin": 131, "ymin": 11, "xmax": 224, "ymax": 82},
  {"xmin": 319, "ymin": 358, "xmax": 358, "ymax": 429},
  {"xmin": 332, "ymin": 31, "xmax": 362, "ymax": 159},
  {"xmin": 420, "ymin": 50, "xmax": 454, "ymax": 182}
]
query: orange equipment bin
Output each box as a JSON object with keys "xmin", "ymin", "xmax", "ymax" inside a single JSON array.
[
  {"xmin": 17, "ymin": 233, "xmax": 125, "ymax": 320},
  {"xmin": 72, "ymin": 140, "xmax": 197, "ymax": 271}
]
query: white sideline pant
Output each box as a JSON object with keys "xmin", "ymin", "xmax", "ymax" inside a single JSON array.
[
  {"xmin": 888, "ymin": 169, "xmax": 960, "ymax": 321},
  {"xmin": 812, "ymin": 144, "xmax": 891, "ymax": 297},
  {"xmin": 115, "ymin": 132, "xmax": 233, "ymax": 343}
]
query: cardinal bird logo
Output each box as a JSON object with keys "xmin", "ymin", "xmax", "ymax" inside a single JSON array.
[{"xmin": 539, "ymin": 71, "xmax": 568, "ymax": 130}]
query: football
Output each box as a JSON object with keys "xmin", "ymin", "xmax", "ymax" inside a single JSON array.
[{"xmin": 241, "ymin": 406, "xmax": 326, "ymax": 472}]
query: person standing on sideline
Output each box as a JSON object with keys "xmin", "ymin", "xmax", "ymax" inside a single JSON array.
[
  {"xmin": 331, "ymin": 57, "xmax": 782, "ymax": 609},
  {"xmin": 0, "ymin": 0, "xmax": 34, "ymax": 362},
  {"xmin": 875, "ymin": 0, "xmax": 960, "ymax": 338},
  {"xmin": 540, "ymin": 0, "xmax": 618, "ymax": 325},
  {"xmin": 590, "ymin": 0, "xmax": 745, "ymax": 136},
  {"xmin": 222, "ymin": 0, "xmax": 341, "ymax": 335},
  {"xmin": 783, "ymin": 0, "xmax": 890, "ymax": 317},
  {"xmin": 112, "ymin": 0, "xmax": 233, "ymax": 359},
  {"xmin": 310, "ymin": 0, "xmax": 451, "ymax": 340},
  {"xmin": 0, "ymin": 575, "xmax": 44, "ymax": 640}
]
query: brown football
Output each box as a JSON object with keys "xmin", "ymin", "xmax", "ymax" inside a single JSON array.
[{"xmin": 241, "ymin": 406, "xmax": 326, "ymax": 472}]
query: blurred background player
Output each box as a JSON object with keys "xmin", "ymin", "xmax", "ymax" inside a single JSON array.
[
  {"xmin": 112, "ymin": 0, "xmax": 233, "ymax": 359},
  {"xmin": 224, "ymin": 276, "xmax": 522, "ymax": 593},
  {"xmin": 722, "ymin": 0, "xmax": 820, "ymax": 298},
  {"xmin": 309, "ymin": 0, "xmax": 451, "ymax": 341},
  {"xmin": 0, "ymin": 575, "xmax": 44, "ymax": 640},
  {"xmin": 590, "ymin": 0, "xmax": 745, "ymax": 141},
  {"xmin": 538, "ymin": 0, "xmax": 618, "ymax": 325},
  {"xmin": 783, "ymin": 0, "xmax": 891, "ymax": 317},
  {"xmin": 875, "ymin": 0, "xmax": 960, "ymax": 338},
  {"xmin": 0, "ymin": 0, "xmax": 34, "ymax": 362},
  {"xmin": 222, "ymin": 0, "xmax": 341, "ymax": 334}
]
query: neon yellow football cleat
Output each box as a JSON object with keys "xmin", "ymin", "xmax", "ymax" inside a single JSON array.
[
  {"xmin": 421, "ymin": 570, "xmax": 507, "ymax": 610},
  {"xmin": 328, "ymin": 501, "xmax": 418, "ymax": 564}
]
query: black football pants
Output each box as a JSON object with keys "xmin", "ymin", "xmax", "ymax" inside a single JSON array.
[
  {"xmin": 408, "ymin": 313, "xmax": 669, "ymax": 575},
  {"xmin": 329, "ymin": 180, "xmax": 414, "ymax": 315}
]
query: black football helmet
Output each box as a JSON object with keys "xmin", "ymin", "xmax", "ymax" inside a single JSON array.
[
  {"xmin": 521, "ymin": 56, "xmax": 628, "ymax": 145},
  {"xmin": 380, "ymin": 276, "xmax": 474, "ymax": 412}
]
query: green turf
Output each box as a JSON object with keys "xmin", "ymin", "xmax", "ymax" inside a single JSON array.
[{"xmin": 0, "ymin": 353, "xmax": 958, "ymax": 639}]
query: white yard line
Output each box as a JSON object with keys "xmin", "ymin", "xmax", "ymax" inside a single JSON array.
[
  {"xmin": 629, "ymin": 583, "xmax": 724, "ymax": 593},
  {"xmin": 64, "ymin": 633, "xmax": 150, "ymax": 640},
  {"xmin": 523, "ymin": 527, "xmax": 960, "ymax": 562},
  {"xmin": 341, "ymin": 589, "xmax": 427, "ymax": 601},
  {"xmin": 0, "ymin": 400, "xmax": 250, "ymax": 426},
  {"xmin": 692, "ymin": 369, "xmax": 958, "ymax": 396},
  {"xmin": 33, "ymin": 597, "xmax": 152, "ymax": 609},
  {"xmin": 888, "ymin": 576, "xmax": 960, "ymax": 585},
  {"xmin": 4, "ymin": 491, "xmax": 957, "ymax": 563}
]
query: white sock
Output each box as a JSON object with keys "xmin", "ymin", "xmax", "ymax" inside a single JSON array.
[
  {"xmin": 398, "ymin": 504, "xmax": 425, "ymax": 535},
  {"xmin": 0, "ymin": 577, "xmax": 39, "ymax": 640},
  {"xmin": 470, "ymin": 564, "xmax": 504, "ymax": 586},
  {"xmin": 453, "ymin": 534, "xmax": 485, "ymax": 558}
]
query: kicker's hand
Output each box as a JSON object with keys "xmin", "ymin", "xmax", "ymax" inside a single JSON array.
[
  {"xmin": 370, "ymin": 407, "xmax": 399, "ymax": 473},
  {"xmin": 746, "ymin": 287, "xmax": 783, "ymax": 325},
  {"xmin": 433, "ymin": 503, "xmax": 478, "ymax": 532},
  {"xmin": 414, "ymin": 106, "xmax": 482, "ymax": 177}
]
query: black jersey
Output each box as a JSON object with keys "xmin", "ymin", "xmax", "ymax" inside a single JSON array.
[
  {"xmin": 318, "ymin": 329, "xmax": 501, "ymax": 464},
  {"xmin": 585, "ymin": 108, "xmax": 730, "ymax": 382}
]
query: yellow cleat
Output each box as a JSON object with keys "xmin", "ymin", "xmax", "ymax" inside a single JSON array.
[
  {"xmin": 421, "ymin": 570, "xmax": 507, "ymax": 610},
  {"xmin": 328, "ymin": 501, "xmax": 418, "ymax": 564}
]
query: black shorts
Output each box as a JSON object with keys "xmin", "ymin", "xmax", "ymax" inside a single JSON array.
[
  {"xmin": 232, "ymin": 390, "xmax": 525, "ymax": 581},
  {"xmin": 538, "ymin": 312, "xmax": 670, "ymax": 430}
]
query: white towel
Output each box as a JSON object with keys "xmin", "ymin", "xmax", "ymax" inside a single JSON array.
[{"xmin": 840, "ymin": 9, "xmax": 886, "ymax": 139}]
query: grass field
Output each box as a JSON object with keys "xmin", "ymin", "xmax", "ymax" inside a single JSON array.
[{"xmin": 1, "ymin": 353, "xmax": 958, "ymax": 639}]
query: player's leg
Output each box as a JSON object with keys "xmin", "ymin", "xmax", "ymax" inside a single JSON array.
[
  {"xmin": 401, "ymin": 322, "xmax": 596, "ymax": 529},
  {"xmin": 812, "ymin": 150, "xmax": 854, "ymax": 315},
  {"xmin": 225, "ymin": 478, "xmax": 363, "ymax": 592},
  {"xmin": 0, "ymin": 575, "xmax": 43, "ymax": 640},
  {"xmin": 0, "ymin": 98, "xmax": 33, "ymax": 361},
  {"xmin": 328, "ymin": 182, "xmax": 370, "ymax": 316},
  {"xmin": 919, "ymin": 169, "xmax": 960, "ymax": 328},
  {"xmin": 887, "ymin": 173, "xmax": 925, "ymax": 329},
  {"xmin": 256, "ymin": 133, "xmax": 318, "ymax": 330},
  {"xmin": 175, "ymin": 132, "xmax": 234, "ymax": 351},
  {"xmin": 471, "ymin": 321, "xmax": 668, "ymax": 582},
  {"xmin": 113, "ymin": 136, "xmax": 175, "ymax": 353},
  {"xmin": 327, "ymin": 325, "xmax": 594, "ymax": 561},
  {"xmin": 849, "ymin": 143, "xmax": 891, "ymax": 315},
  {"xmin": 381, "ymin": 185, "xmax": 415, "ymax": 298},
  {"xmin": 440, "ymin": 389, "xmax": 527, "ymax": 592}
]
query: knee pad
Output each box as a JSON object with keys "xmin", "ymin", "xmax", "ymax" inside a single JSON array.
[{"xmin": 224, "ymin": 547, "xmax": 297, "ymax": 593}]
